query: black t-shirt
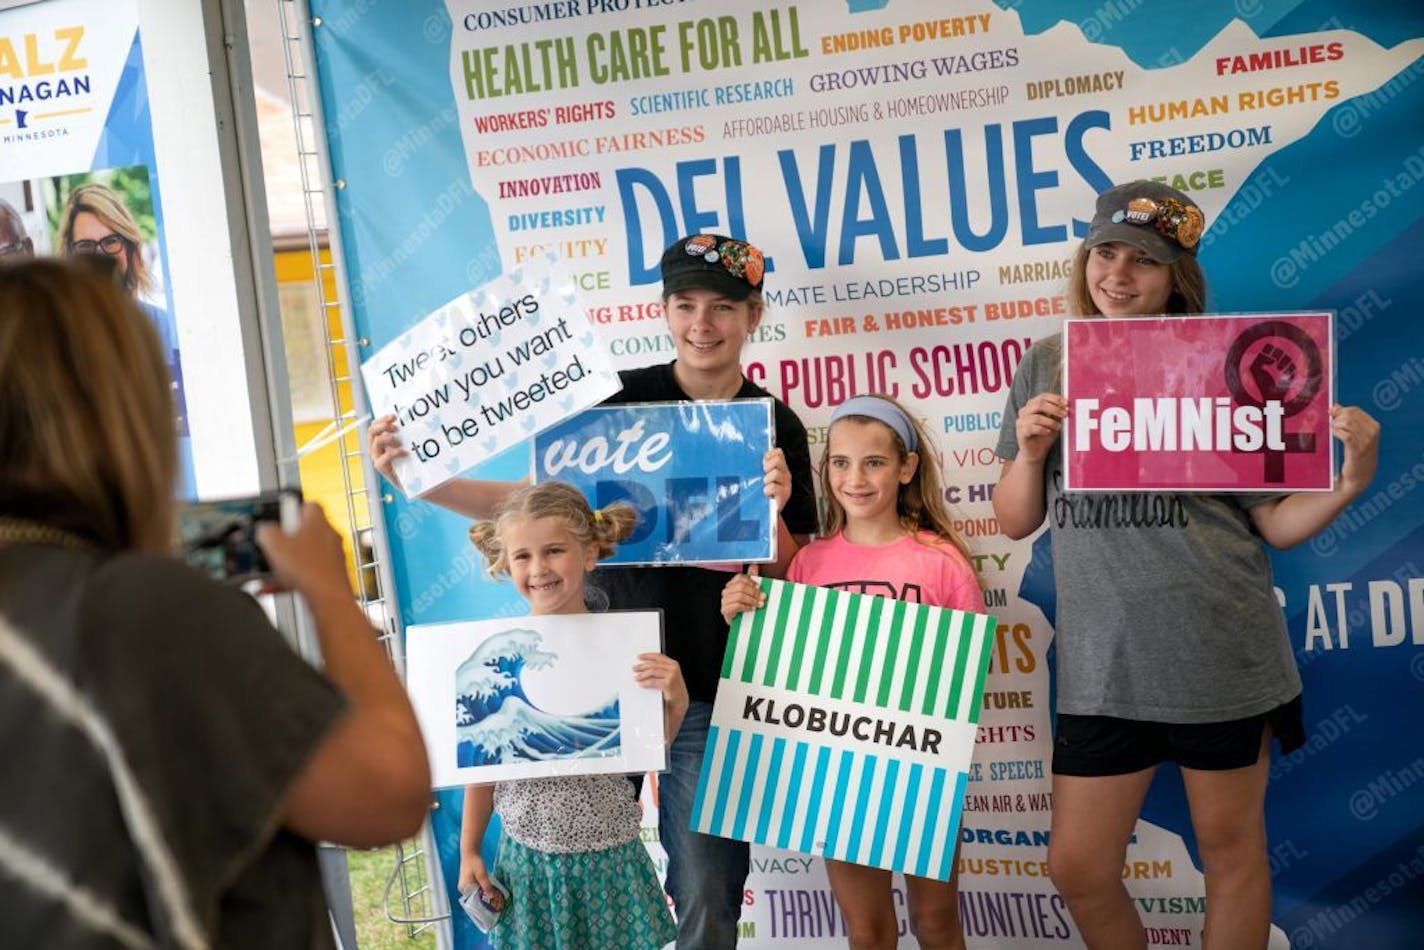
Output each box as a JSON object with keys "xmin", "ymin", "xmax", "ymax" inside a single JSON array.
[{"xmin": 593, "ymin": 362, "xmax": 818, "ymax": 702}]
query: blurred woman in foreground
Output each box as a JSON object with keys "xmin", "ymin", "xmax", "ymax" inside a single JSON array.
[{"xmin": 0, "ymin": 258, "xmax": 430, "ymax": 948}]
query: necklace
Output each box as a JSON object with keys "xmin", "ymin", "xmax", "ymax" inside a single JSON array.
[{"xmin": 0, "ymin": 517, "xmax": 94, "ymax": 550}]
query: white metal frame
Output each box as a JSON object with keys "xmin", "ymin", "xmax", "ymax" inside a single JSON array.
[{"xmin": 268, "ymin": 0, "xmax": 453, "ymax": 943}]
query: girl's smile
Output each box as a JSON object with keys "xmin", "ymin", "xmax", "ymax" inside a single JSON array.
[
  {"xmin": 827, "ymin": 418, "xmax": 918, "ymax": 544},
  {"xmin": 504, "ymin": 516, "xmax": 598, "ymax": 615},
  {"xmin": 665, "ymin": 288, "xmax": 761, "ymax": 376},
  {"xmin": 1086, "ymin": 241, "xmax": 1174, "ymax": 317}
]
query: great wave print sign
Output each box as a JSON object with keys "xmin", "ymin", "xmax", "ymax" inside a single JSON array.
[
  {"xmin": 406, "ymin": 611, "xmax": 666, "ymax": 786},
  {"xmin": 454, "ymin": 628, "xmax": 621, "ymax": 766}
]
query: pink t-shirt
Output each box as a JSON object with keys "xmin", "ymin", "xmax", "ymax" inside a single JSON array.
[{"xmin": 786, "ymin": 530, "xmax": 986, "ymax": 613}]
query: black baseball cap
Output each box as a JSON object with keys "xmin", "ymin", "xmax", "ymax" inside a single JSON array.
[
  {"xmin": 1085, "ymin": 180, "xmax": 1206, "ymax": 263},
  {"xmin": 659, "ymin": 234, "xmax": 766, "ymax": 300}
]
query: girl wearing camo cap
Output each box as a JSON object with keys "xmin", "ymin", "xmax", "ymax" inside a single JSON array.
[{"xmin": 993, "ymin": 180, "xmax": 1379, "ymax": 948}]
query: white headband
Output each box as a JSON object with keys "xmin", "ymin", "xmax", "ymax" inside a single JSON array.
[{"xmin": 829, "ymin": 396, "xmax": 918, "ymax": 453}]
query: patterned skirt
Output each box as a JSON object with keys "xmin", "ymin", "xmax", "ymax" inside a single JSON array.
[{"xmin": 491, "ymin": 835, "xmax": 676, "ymax": 950}]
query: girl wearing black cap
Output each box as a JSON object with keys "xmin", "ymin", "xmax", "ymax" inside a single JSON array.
[
  {"xmin": 369, "ymin": 234, "xmax": 818, "ymax": 949},
  {"xmin": 992, "ymin": 181, "xmax": 1379, "ymax": 949}
]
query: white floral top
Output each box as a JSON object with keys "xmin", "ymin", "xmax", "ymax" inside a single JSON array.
[{"xmin": 494, "ymin": 775, "xmax": 643, "ymax": 853}]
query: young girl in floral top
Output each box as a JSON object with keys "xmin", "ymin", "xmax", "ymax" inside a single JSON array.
[{"xmin": 462, "ymin": 482, "xmax": 687, "ymax": 949}]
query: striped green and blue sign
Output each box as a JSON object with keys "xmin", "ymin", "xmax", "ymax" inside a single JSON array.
[{"xmin": 691, "ymin": 577, "xmax": 995, "ymax": 881}]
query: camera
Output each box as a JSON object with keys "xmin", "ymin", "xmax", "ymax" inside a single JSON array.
[{"xmin": 177, "ymin": 489, "xmax": 302, "ymax": 584}]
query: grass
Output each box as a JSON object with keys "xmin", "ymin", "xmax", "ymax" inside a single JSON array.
[{"xmin": 347, "ymin": 845, "xmax": 440, "ymax": 950}]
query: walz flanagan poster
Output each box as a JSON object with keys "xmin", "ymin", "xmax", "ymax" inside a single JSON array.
[{"xmin": 0, "ymin": 0, "xmax": 195, "ymax": 494}]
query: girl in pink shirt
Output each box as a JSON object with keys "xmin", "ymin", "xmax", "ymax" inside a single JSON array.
[{"xmin": 723, "ymin": 394, "xmax": 983, "ymax": 950}]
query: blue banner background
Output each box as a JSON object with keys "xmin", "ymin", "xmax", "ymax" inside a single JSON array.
[{"xmin": 307, "ymin": 1, "xmax": 1424, "ymax": 945}]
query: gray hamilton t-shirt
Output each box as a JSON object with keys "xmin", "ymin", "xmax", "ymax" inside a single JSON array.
[{"xmin": 996, "ymin": 335, "xmax": 1301, "ymax": 723}]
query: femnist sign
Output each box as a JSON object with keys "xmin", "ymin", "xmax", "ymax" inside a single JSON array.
[
  {"xmin": 1064, "ymin": 313, "xmax": 1334, "ymax": 492},
  {"xmin": 532, "ymin": 400, "xmax": 776, "ymax": 565}
]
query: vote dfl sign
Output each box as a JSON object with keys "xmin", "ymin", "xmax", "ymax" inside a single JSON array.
[{"xmin": 533, "ymin": 400, "xmax": 778, "ymax": 565}]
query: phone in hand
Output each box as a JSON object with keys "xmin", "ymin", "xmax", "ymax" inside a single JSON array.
[
  {"xmin": 177, "ymin": 490, "xmax": 302, "ymax": 584},
  {"xmin": 458, "ymin": 876, "xmax": 509, "ymax": 933}
]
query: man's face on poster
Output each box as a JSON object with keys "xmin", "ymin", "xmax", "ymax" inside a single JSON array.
[{"xmin": 0, "ymin": 207, "xmax": 33, "ymax": 259}]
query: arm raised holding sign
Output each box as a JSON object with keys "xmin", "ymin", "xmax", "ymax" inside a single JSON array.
[
  {"xmin": 993, "ymin": 392, "xmax": 1068, "ymax": 541},
  {"xmin": 761, "ymin": 445, "xmax": 803, "ymax": 578},
  {"xmin": 634, "ymin": 651, "xmax": 690, "ymax": 747},
  {"xmin": 720, "ymin": 563, "xmax": 765, "ymax": 624},
  {"xmin": 369, "ymin": 413, "xmax": 524, "ymax": 518},
  {"xmin": 1245, "ymin": 404, "xmax": 1380, "ymax": 549}
]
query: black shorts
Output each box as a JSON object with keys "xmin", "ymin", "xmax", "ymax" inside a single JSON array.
[{"xmin": 1052, "ymin": 696, "xmax": 1305, "ymax": 776}]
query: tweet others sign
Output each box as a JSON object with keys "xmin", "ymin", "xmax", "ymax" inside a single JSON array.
[
  {"xmin": 360, "ymin": 256, "xmax": 621, "ymax": 497},
  {"xmin": 1064, "ymin": 314, "xmax": 1334, "ymax": 491}
]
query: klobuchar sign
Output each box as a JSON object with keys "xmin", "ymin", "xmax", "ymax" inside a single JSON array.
[
  {"xmin": 309, "ymin": 1, "xmax": 1424, "ymax": 946},
  {"xmin": 694, "ymin": 578, "xmax": 995, "ymax": 882}
]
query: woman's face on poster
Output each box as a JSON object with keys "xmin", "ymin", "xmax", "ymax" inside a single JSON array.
[{"xmin": 69, "ymin": 210, "xmax": 130, "ymax": 278}]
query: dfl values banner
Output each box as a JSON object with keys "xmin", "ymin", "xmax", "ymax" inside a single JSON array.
[{"xmin": 307, "ymin": 0, "xmax": 1424, "ymax": 946}]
